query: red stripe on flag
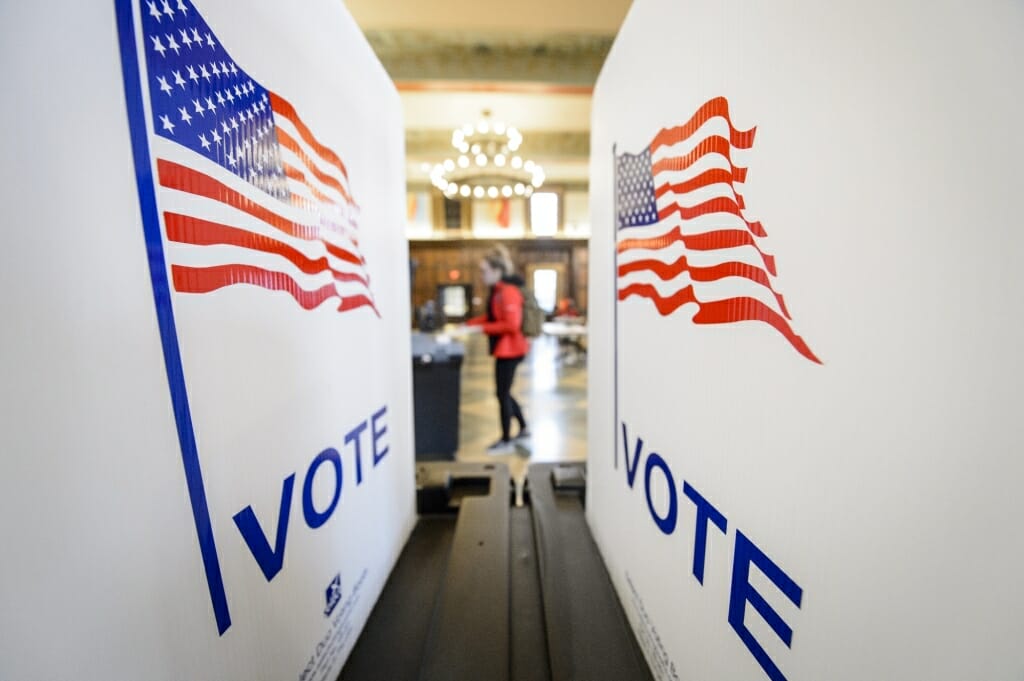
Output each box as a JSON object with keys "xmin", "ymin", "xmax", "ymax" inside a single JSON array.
[
  {"xmin": 164, "ymin": 213, "xmax": 370, "ymax": 287},
  {"xmin": 655, "ymin": 196, "xmax": 767, "ymax": 239},
  {"xmin": 617, "ymin": 284, "xmax": 819, "ymax": 363},
  {"xmin": 283, "ymin": 163, "xmax": 347, "ymax": 209},
  {"xmin": 650, "ymin": 136, "xmax": 749, "ymax": 183},
  {"xmin": 617, "ymin": 226, "xmax": 777, "ymax": 276},
  {"xmin": 652, "ymin": 168, "xmax": 762, "ymax": 236},
  {"xmin": 269, "ymin": 92, "xmax": 350, "ymax": 181},
  {"xmin": 649, "ymin": 97, "xmax": 756, "ymax": 153},
  {"xmin": 618, "ymin": 255, "xmax": 790, "ymax": 318},
  {"xmin": 338, "ymin": 294, "xmax": 378, "ymax": 313},
  {"xmin": 156, "ymin": 160, "xmax": 365, "ymax": 267},
  {"xmin": 652, "ymin": 168, "xmax": 738, "ymax": 198},
  {"xmin": 171, "ymin": 264, "xmax": 379, "ymax": 316},
  {"xmin": 618, "ymin": 282, "xmax": 698, "ymax": 314},
  {"xmin": 694, "ymin": 298, "xmax": 820, "ymax": 364},
  {"xmin": 277, "ymin": 129, "xmax": 356, "ymax": 207}
]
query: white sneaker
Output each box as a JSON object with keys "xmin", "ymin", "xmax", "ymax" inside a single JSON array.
[{"xmin": 486, "ymin": 439, "xmax": 516, "ymax": 454}]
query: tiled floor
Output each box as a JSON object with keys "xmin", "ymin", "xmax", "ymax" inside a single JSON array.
[{"xmin": 453, "ymin": 331, "xmax": 587, "ymax": 485}]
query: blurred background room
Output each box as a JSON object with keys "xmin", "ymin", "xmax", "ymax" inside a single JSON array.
[{"xmin": 345, "ymin": 0, "xmax": 633, "ymax": 481}]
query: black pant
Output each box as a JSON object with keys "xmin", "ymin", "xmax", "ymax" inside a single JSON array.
[{"xmin": 495, "ymin": 356, "xmax": 526, "ymax": 440}]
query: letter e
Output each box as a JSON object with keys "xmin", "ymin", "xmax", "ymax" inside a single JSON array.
[
  {"xmin": 372, "ymin": 405, "xmax": 389, "ymax": 466},
  {"xmin": 728, "ymin": 531, "xmax": 803, "ymax": 681}
]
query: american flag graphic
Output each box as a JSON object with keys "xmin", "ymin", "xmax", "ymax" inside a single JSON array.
[
  {"xmin": 615, "ymin": 97, "xmax": 819, "ymax": 364},
  {"xmin": 137, "ymin": 0, "xmax": 377, "ymax": 316}
]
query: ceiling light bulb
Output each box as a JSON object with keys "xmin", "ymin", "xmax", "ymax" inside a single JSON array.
[
  {"xmin": 524, "ymin": 160, "xmax": 535, "ymax": 172},
  {"xmin": 507, "ymin": 127, "xmax": 519, "ymax": 139},
  {"xmin": 458, "ymin": 155, "xmax": 469, "ymax": 168},
  {"xmin": 459, "ymin": 142, "xmax": 469, "ymax": 153},
  {"xmin": 487, "ymin": 186, "xmax": 499, "ymax": 198},
  {"xmin": 508, "ymin": 140, "xmax": 520, "ymax": 151},
  {"xmin": 511, "ymin": 156, "xmax": 523, "ymax": 169},
  {"xmin": 446, "ymin": 183, "xmax": 458, "ymax": 194},
  {"xmin": 462, "ymin": 124, "xmax": 474, "ymax": 136},
  {"xmin": 494, "ymin": 122, "xmax": 506, "ymax": 135},
  {"xmin": 494, "ymin": 154, "xmax": 506, "ymax": 167},
  {"xmin": 471, "ymin": 144, "xmax": 481, "ymax": 155},
  {"xmin": 475, "ymin": 154, "xmax": 487, "ymax": 166},
  {"xmin": 502, "ymin": 185, "xmax": 513, "ymax": 197},
  {"xmin": 477, "ymin": 121, "xmax": 489, "ymax": 134},
  {"xmin": 460, "ymin": 185, "xmax": 471, "ymax": 197},
  {"xmin": 443, "ymin": 159, "xmax": 455, "ymax": 172},
  {"xmin": 514, "ymin": 183, "xmax": 525, "ymax": 195},
  {"xmin": 531, "ymin": 177, "xmax": 542, "ymax": 187},
  {"xmin": 525, "ymin": 186, "xmax": 534, "ymax": 197},
  {"xmin": 473, "ymin": 186, "xmax": 485, "ymax": 198}
]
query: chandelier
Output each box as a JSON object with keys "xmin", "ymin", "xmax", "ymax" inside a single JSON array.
[{"xmin": 430, "ymin": 110, "xmax": 545, "ymax": 200}]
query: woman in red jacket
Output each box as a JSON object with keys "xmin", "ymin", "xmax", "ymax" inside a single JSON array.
[{"xmin": 466, "ymin": 247, "xmax": 530, "ymax": 453}]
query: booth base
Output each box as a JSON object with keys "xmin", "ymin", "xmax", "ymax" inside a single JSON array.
[{"xmin": 338, "ymin": 462, "xmax": 653, "ymax": 681}]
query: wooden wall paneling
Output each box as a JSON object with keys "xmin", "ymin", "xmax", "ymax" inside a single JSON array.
[{"xmin": 408, "ymin": 239, "xmax": 589, "ymax": 327}]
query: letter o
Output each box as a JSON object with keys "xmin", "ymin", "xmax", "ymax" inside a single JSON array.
[
  {"xmin": 303, "ymin": 447, "xmax": 343, "ymax": 529},
  {"xmin": 644, "ymin": 452, "xmax": 678, "ymax": 535}
]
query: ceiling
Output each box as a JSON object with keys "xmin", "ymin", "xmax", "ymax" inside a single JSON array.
[
  {"xmin": 344, "ymin": 0, "xmax": 631, "ymax": 33},
  {"xmin": 400, "ymin": 90, "xmax": 592, "ymax": 132},
  {"xmin": 343, "ymin": 0, "xmax": 634, "ymax": 186}
]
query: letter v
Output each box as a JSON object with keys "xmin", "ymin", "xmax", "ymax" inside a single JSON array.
[
  {"xmin": 622, "ymin": 422, "xmax": 644, "ymax": 488},
  {"xmin": 233, "ymin": 473, "xmax": 295, "ymax": 582}
]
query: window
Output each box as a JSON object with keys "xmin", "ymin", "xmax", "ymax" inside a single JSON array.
[
  {"xmin": 562, "ymin": 190, "xmax": 590, "ymax": 236},
  {"xmin": 530, "ymin": 192, "xmax": 559, "ymax": 237},
  {"xmin": 443, "ymin": 197, "xmax": 462, "ymax": 230},
  {"xmin": 532, "ymin": 269, "xmax": 558, "ymax": 314},
  {"xmin": 439, "ymin": 284, "xmax": 469, "ymax": 318}
]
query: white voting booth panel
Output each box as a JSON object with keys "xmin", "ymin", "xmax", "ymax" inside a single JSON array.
[
  {"xmin": 0, "ymin": 2, "xmax": 413, "ymax": 680},
  {"xmin": 587, "ymin": 2, "xmax": 1024, "ymax": 680}
]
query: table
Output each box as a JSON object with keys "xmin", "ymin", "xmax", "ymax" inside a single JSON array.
[{"xmin": 541, "ymin": 320, "xmax": 587, "ymax": 365}]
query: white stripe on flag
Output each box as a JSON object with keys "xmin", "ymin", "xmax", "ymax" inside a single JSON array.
[
  {"xmin": 650, "ymin": 116, "xmax": 736, "ymax": 155},
  {"xmin": 650, "ymin": 135, "xmax": 755, "ymax": 167},
  {"xmin": 152, "ymin": 137, "xmax": 371, "ymax": 285},
  {"xmin": 653, "ymin": 182, "xmax": 747, "ymax": 210},
  {"xmin": 279, "ymin": 144, "xmax": 352, "ymax": 210},
  {"xmin": 164, "ymin": 242, "xmax": 370, "ymax": 299},
  {"xmin": 273, "ymin": 115, "xmax": 354, "ymax": 199},
  {"xmin": 618, "ymin": 240, "xmax": 774, "ymax": 272},
  {"xmin": 617, "ymin": 268, "xmax": 788, "ymax": 319},
  {"xmin": 621, "ymin": 212, "xmax": 765, "ymax": 240}
]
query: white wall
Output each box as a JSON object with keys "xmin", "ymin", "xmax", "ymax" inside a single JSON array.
[
  {"xmin": 587, "ymin": 2, "xmax": 1024, "ymax": 680},
  {"xmin": 0, "ymin": 2, "xmax": 414, "ymax": 679}
]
